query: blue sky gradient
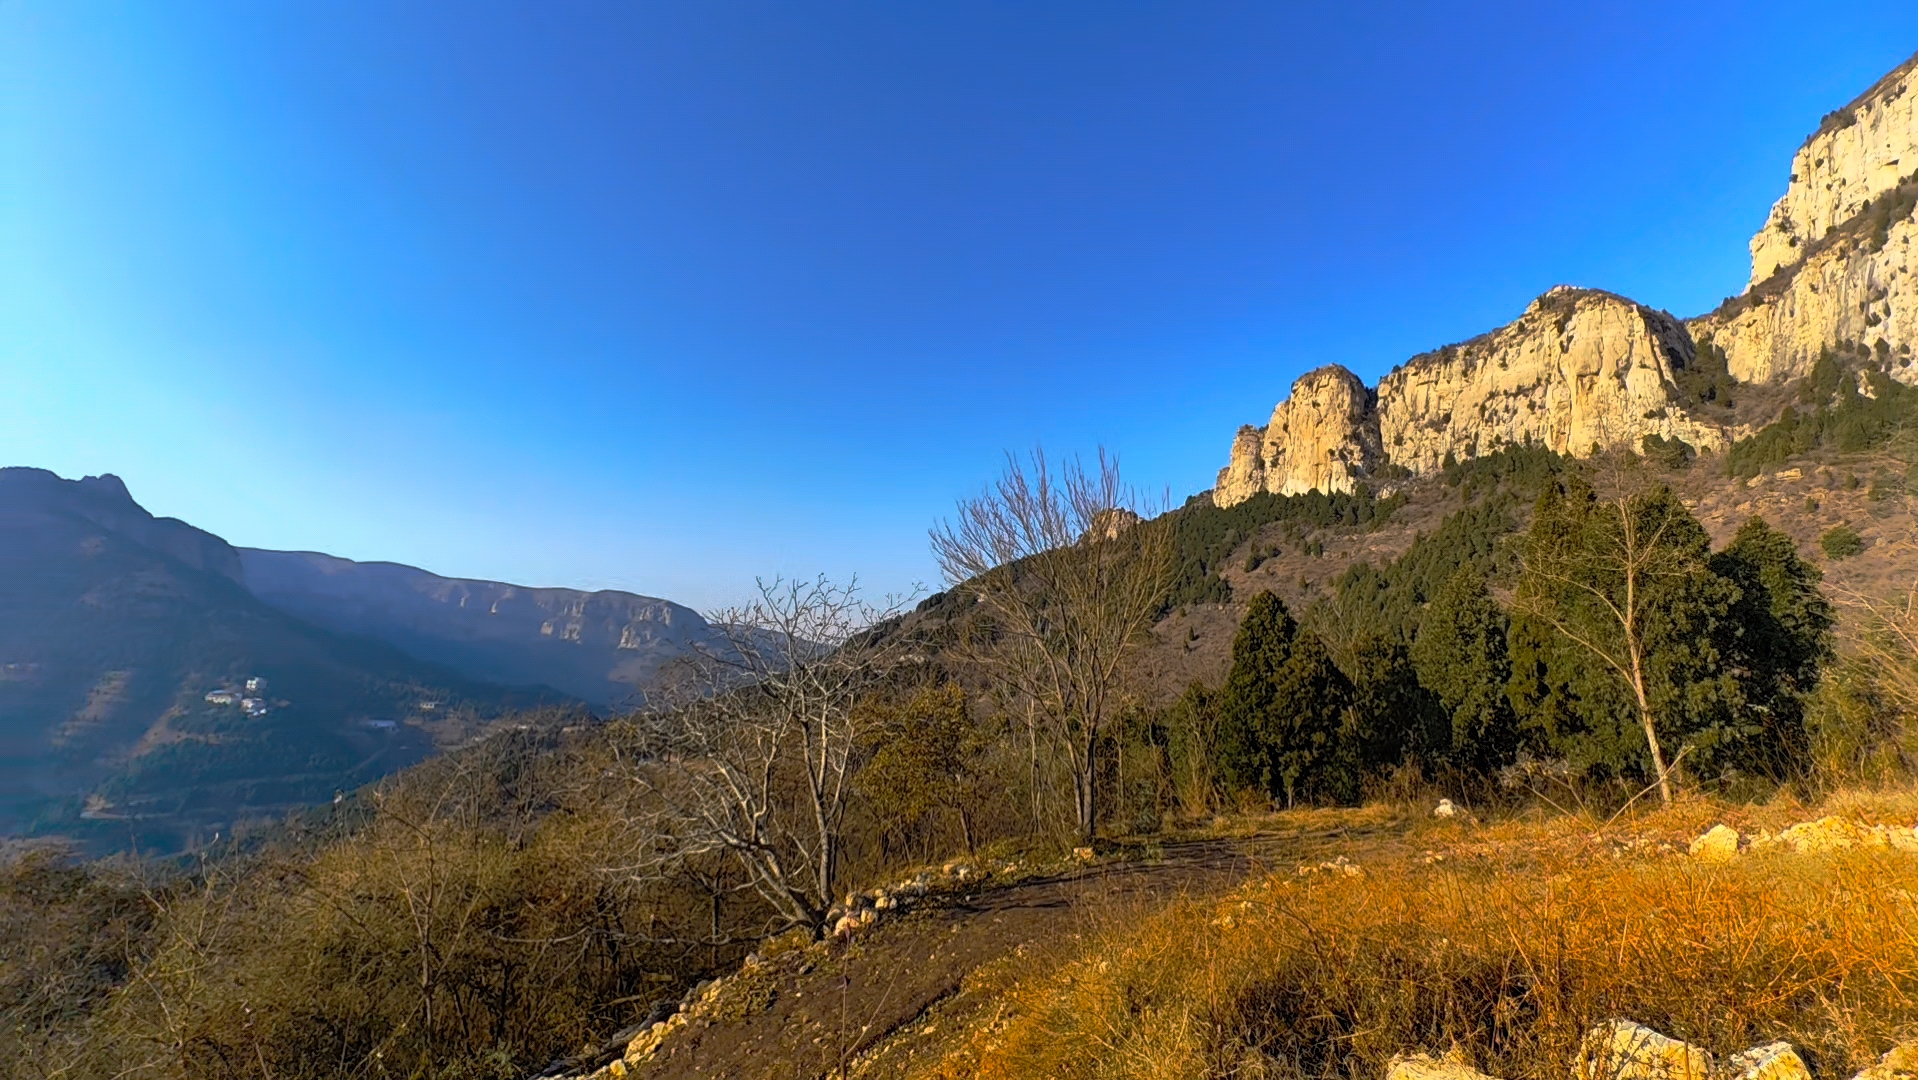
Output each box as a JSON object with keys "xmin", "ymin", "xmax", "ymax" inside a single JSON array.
[{"xmin": 6, "ymin": 3, "xmax": 1918, "ymax": 610}]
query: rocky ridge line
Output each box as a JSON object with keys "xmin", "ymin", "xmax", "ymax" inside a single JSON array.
[{"xmin": 1214, "ymin": 51, "xmax": 1918, "ymax": 504}]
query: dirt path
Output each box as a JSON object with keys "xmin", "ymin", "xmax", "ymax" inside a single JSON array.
[{"xmin": 635, "ymin": 818, "xmax": 1414, "ymax": 1080}]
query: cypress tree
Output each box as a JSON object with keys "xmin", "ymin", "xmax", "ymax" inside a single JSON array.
[
  {"xmin": 1217, "ymin": 591, "xmax": 1353, "ymax": 806},
  {"xmin": 1412, "ymin": 568, "xmax": 1519, "ymax": 772},
  {"xmin": 1707, "ymin": 517, "xmax": 1835, "ymax": 777}
]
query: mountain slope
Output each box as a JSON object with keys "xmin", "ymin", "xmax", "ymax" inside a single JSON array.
[
  {"xmin": 0, "ymin": 468, "xmax": 560, "ymax": 851},
  {"xmin": 237, "ymin": 550, "xmax": 730, "ymax": 708},
  {"xmin": 1211, "ymin": 51, "xmax": 1918, "ymax": 503}
]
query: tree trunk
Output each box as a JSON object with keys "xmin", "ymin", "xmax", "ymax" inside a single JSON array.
[{"xmin": 1628, "ymin": 642, "xmax": 1673, "ymax": 806}]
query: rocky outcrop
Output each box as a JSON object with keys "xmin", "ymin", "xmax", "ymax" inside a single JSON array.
[
  {"xmin": 1692, "ymin": 50, "xmax": 1918, "ymax": 387},
  {"xmin": 1576, "ymin": 1021, "xmax": 1714, "ymax": 1080},
  {"xmin": 1692, "ymin": 172, "xmax": 1918, "ymax": 387},
  {"xmin": 1211, "ymin": 290, "xmax": 1727, "ymax": 505},
  {"xmin": 1380, "ymin": 289, "xmax": 1725, "ymax": 475},
  {"xmin": 1749, "ymin": 52, "xmax": 1918, "ymax": 285},
  {"xmin": 1214, "ymin": 366, "xmax": 1381, "ymax": 504},
  {"xmin": 1212, "ymin": 53, "xmax": 1918, "ymax": 500}
]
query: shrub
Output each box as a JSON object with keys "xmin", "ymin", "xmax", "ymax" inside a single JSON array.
[{"xmin": 1822, "ymin": 525, "xmax": 1866, "ymax": 560}]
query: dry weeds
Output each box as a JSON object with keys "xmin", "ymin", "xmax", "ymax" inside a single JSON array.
[{"xmin": 915, "ymin": 796, "xmax": 1918, "ymax": 1080}]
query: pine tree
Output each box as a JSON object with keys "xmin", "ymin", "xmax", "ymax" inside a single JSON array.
[
  {"xmin": 1345, "ymin": 632, "xmax": 1443, "ymax": 775},
  {"xmin": 1707, "ymin": 517, "xmax": 1835, "ymax": 777},
  {"xmin": 1217, "ymin": 592, "xmax": 1353, "ymax": 806},
  {"xmin": 1412, "ymin": 568, "xmax": 1518, "ymax": 772}
]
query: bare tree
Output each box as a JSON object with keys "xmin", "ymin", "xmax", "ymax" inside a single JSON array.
[
  {"xmin": 931, "ymin": 448, "xmax": 1172, "ymax": 841},
  {"xmin": 616, "ymin": 576, "xmax": 916, "ymax": 933},
  {"xmin": 1513, "ymin": 453, "xmax": 1722, "ymax": 806}
]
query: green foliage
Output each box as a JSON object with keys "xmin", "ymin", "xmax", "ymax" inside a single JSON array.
[
  {"xmin": 1164, "ymin": 486, "xmax": 1405, "ymax": 609},
  {"xmin": 1807, "ymin": 657, "xmax": 1918, "ymax": 783},
  {"xmin": 1509, "ymin": 478, "xmax": 1766, "ymax": 787},
  {"xmin": 1673, "ymin": 337, "xmax": 1737, "ymax": 410},
  {"xmin": 1641, "ymin": 434, "xmax": 1696, "ymax": 470},
  {"xmin": 1342, "ymin": 633, "xmax": 1444, "ymax": 775},
  {"xmin": 1412, "ymin": 569, "xmax": 1519, "ymax": 772},
  {"xmin": 1707, "ymin": 518, "xmax": 1835, "ymax": 777},
  {"xmin": 1163, "ymin": 681, "xmax": 1223, "ymax": 813},
  {"xmin": 857, "ymin": 683, "xmax": 988, "ymax": 853},
  {"xmin": 1821, "ymin": 524, "xmax": 1866, "ymax": 560},
  {"xmin": 1215, "ymin": 593, "xmax": 1354, "ymax": 806},
  {"xmin": 1319, "ymin": 448, "xmax": 1566, "ymax": 647},
  {"xmin": 1727, "ymin": 349, "xmax": 1918, "ymax": 477}
]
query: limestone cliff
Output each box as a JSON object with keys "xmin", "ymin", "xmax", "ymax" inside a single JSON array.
[
  {"xmin": 1213, "ymin": 366, "xmax": 1381, "ymax": 504},
  {"xmin": 1692, "ymin": 174, "xmax": 1918, "ymax": 387},
  {"xmin": 1212, "ymin": 289, "xmax": 1726, "ymax": 505},
  {"xmin": 1379, "ymin": 288, "xmax": 1725, "ymax": 475},
  {"xmin": 1749, "ymin": 51, "xmax": 1918, "ymax": 285}
]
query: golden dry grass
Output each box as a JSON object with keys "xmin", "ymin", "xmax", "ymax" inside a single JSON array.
[{"xmin": 915, "ymin": 796, "xmax": 1918, "ymax": 1080}]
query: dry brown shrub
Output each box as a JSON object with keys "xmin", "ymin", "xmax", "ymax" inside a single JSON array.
[{"xmin": 923, "ymin": 808, "xmax": 1918, "ymax": 1080}]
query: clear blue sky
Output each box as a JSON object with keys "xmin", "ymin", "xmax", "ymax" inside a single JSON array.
[{"xmin": 5, "ymin": 3, "xmax": 1917, "ymax": 611}]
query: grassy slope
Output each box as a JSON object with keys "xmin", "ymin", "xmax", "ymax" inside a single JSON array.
[{"xmin": 897, "ymin": 792, "xmax": 1918, "ymax": 1080}]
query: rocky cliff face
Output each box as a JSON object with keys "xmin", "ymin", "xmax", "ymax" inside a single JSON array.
[
  {"xmin": 1748, "ymin": 52, "xmax": 1918, "ymax": 286},
  {"xmin": 1690, "ymin": 49, "xmax": 1918, "ymax": 388},
  {"xmin": 1692, "ymin": 180, "xmax": 1918, "ymax": 387},
  {"xmin": 1214, "ymin": 366, "xmax": 1381, "ymax": 504},
  {"xmin": 1213, "ymin": 52, "xmax": 1918, "ymax": 502},
  {"xmin": 1379, "ymin": 289, "xmax": 1725, "ymax": 475},
  {"xmin": 1213, "ymin": 290, "xmax": 1725, "ymax": 505}
]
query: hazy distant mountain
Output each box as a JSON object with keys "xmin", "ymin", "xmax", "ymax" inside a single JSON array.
[
  {"xmin": 0, "ymin": 467, "xmax": 561, "ymax": 851},
  {"xmin": 238, "ymin": 551, "xmax": 730, "ymax": 708}
]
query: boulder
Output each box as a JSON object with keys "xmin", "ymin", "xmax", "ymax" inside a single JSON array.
[
  {"xmin": 1853, "ymin": 1040, "xmax": 1918, "ymax": 1080},
  {"xmin": 1575, "ymin": 1020, "xmax": 1713, "ymax": 1080},
  {"xmin": 1386, "ymin": 1050, "xmax": 1502, "ymax": 1080},
  {"xmin": 1727, "ymin": 1042, "xmax": 1811, "ymax": 1080},
  {"xmin": 1689, "ymin": 824, "xmax": 1742, "ymax": 862}
]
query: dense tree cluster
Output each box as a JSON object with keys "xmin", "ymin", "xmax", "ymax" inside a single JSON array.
[
  {"xmin": 1168, "ymin": 458, "xmax": 1836, "ymax": 806},
  {"xmin": 1728, "ymin": 348, "xmax": 1918, "ymax": 477}
]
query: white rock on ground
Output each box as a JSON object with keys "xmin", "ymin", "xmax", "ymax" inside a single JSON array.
[
  {"xmin": 1727, "ymin": 1042, "xmax": 1812, "ymax": 1080},
  {"xmin": 1853, "ymin": 1041, "xmax": 1918, "ymax": 1080},
  {"xmin": 1689, "ymin": 824, "xmax": 1742, "ymax": 861},
  {"xmin": 1385, "ymin": 1050, "xmax": 1503, "ymax": 1080},
  {"xmin": 1575, "ymin": 1020, "xmax": 1713, "ymax": 1080},
  {"xmin": 1435, "ymin": 799, "xmax": 1459, "ymax": 819}
]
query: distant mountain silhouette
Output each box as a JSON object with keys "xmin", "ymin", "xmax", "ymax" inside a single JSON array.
[
  {"xmin": 0, "ymin": 467, "xmax": 564, "ymax": 852},
  {"xmin": 238, "ymin": 550, "xmax": 734, "ymax": 708}
]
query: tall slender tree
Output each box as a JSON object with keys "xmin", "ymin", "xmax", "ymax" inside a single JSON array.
[
  {"xmin": 1216, "ymin": 592, "xmax": 1353, "ymax": 806},
  {"xmin": 1413, "ymin": 568, "xmax": 1518, "ymax": 772},
  {"xmin": 1511, "ymin": 469, "xmax": 1735, "ymax": 803},
  {"xmin": 931, "ymin": 449, "xmax": 1173, "ymax": 841}
]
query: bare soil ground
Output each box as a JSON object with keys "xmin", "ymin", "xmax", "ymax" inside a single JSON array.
[{"xmin": 634, "ymin": 814, "xmax": 1418, "ymax": 1080}]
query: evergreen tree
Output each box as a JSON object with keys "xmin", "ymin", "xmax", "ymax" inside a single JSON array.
[
  {"xmin": 1707, "ymin": 517, "xmax": 1836, "ymax": 777},
  {"xmin": 1412, "ymin": 568, "xmax": 1519, "ymax": 772},
  {"xmin": 1217, "ymin": 592, "xmax": 1353, "ymax": 806},
  {"xmin": 1509, "ymin": 474, "xmax": 1739, "ymax": 799},
  {"xmin": 1344, "ymin": 632, "xmax": 1444, "ymax": 774}
]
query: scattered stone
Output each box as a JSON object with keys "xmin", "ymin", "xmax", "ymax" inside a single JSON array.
[
  {"xmin": 1689, "ymin": 824, "xmax": 1742, "ymax": 862},
  {"xmin": 1297, "ymin": 855, "xmax": 1364, "ymax": 879},
  {"xmin": 1575, "ymin": 1020, "xmax": 1713, "ymax": 1080},
  {"xmin": 1386, "ymin": 1050, "xmax": 1502, "ymax": 1080},
  {"xmin": 1853, "ymin": 1040, "xmax": 1918, "ymax": 1080},
  {"xmin": 1727, "ymin": 1042, "xmax": 1811, "ymax": 1080}
]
